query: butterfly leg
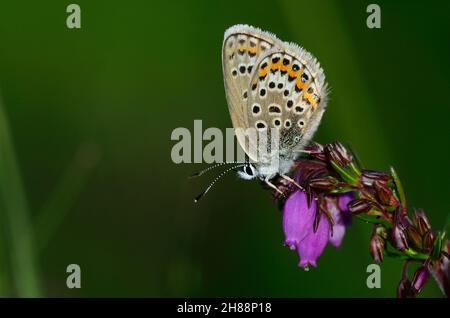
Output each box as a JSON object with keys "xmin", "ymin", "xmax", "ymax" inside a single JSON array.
[
  {"xmin": 265, "ymin": 178, "xmax": 284, "ymax": 196},
  {"xmin": 280, "ymin": 174, "xmax": 305, "ymax": 192}
]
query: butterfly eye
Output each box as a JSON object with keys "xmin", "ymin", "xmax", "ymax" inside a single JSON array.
[{"xmin": 242, "ymin": 164, "xmax": 257, "ymax": 178}]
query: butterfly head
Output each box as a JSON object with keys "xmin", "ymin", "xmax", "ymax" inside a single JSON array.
[{"xmin": 236, "ymin": 156, "xmax": 293, "ymax": 182}]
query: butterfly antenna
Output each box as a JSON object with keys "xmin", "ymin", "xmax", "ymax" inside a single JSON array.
[
  {"xmin": 189, "ymin": 162, "xmax": 241, "ymax": 178},
  {"xmin": 194, "ymin": 164, "xmax": 246, "ymax": 203}
]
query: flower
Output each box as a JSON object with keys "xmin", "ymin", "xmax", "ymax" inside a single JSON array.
[
  {"xmin": 271, "ymin": 141, "xmax": 449, "ymax": 297},
  {"xmin": 327, "ymin": 193, "xmax": 353, "ymax": 248},
  {"xmin": 324, "ymin": 142, "xmax": 353, "ymax": 168},
  {"xmin": 392, "ymin": 209, "xmax": 409, "ymax": 251},
  {"xmin": 397, "ymin": 261, "xmax": 415, "ymax": 298},
  {"xmin": 411, "ymin": 265, "xmax": 429, "ymax": 293},
  {"xmin": 282, "ymin": 190, "xmax": 352, "ymax": 270},
  {"xmin": 369, "ymin": 231, "xmax": 385, "ymax": 263}
]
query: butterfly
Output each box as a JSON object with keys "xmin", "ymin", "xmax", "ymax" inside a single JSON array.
[{"xmin": 193, "ymin": 25, "xmax": 328, "ymax": 201}]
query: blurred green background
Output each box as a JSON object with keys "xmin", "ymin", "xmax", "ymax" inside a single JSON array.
[{"xmin": 0, "ymin": 0, "xmax": 449, "ymax": 297}]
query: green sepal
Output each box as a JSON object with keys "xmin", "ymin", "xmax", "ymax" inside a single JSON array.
[
  {"xmin": 431, "ymin": 231, "xmax": 444, "ymax": 260},
  {"xmin": 330, "ymin": 161, "xmax": 359, "ymax": 186}
]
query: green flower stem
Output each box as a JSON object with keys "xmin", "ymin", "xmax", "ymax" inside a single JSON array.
[
  {"xmin": 385, "ymin": 243, "xmax": 429, "ymax": 261},
  {"xmin": 0, "ymin": 95, "xmax": 41, "ymax": 297},
  {"xmin": 35, "ymin": 142, "xmax": 100, "ymax": 252}
]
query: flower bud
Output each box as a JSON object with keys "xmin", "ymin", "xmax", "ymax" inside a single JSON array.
[
  {"xmin": 392, "ymin": 225, "xmax": 409, "ymax": 251},
  {"xmin": 376, "ymin": 226, "xmax": 388, "ymax": 240},
  {"xmin": 360, "ymin": 170, "xmax": 391, "ymax": 187},
  {"xmin": 406, "ymin": 225, "xmax": 422, "ymax": 250},
  {"xmin": 374, "ymin": 180, "xmax": 397, "ymax": 207},
  {"xmin": 411, "ymin": 266, "xmax": 429, "ymax": 293},
  {"xmin": 348, "ymin": 199, "xmax": 373, "ymax": 215},
  {"xmin": 397, "ymin": 278, "xmax": 415, "ymax": 298},
  {"xmin": 413, "ymin": 208, "xmax": 431, "ymax": 235},
  {"xmin": 309, "ymin": 176, "xmax": 338, "ymax": 191},
  {"xmin": 324, "ymin": 142, "xmax": 353, "ymax": 168},
  {"xmin": 423, "ymin": 230, "xmax": 435, "ymax": 251},
  {"xmin": 369, "ymin": 233, "xmax": 385, "ymax": 263},
  {"xmin": 304, "ymin": 143, "xmax": 326, "ymax": 161}
]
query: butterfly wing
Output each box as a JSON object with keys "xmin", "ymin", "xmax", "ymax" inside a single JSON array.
[
  {"xmin": 222, "ymin": 25, "xmax": 282, "ymax": 161},
  {"xmin": 246, "ymin": 42, "xmax": 328, "ymax": 166}
]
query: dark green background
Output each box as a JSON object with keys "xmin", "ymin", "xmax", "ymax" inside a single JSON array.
[{"xmin": 0, "ymin": 0, "xmax": 448, "ymax": 297}]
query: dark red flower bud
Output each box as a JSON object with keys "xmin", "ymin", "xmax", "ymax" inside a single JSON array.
[
  {"xmin": 397, "ymin": 278, "xmax": 415, "ymax": 298},
  {"xmin": 423, "ymin": 230, "xmax": 435, "ymax": 251},
  {"xmin": 397, "ymin": 261, "xmax": 416, "ymax": 298},
  {"xmin": 411, "ymin": 266, "xmax": 429, "ymax": 293},
  {"xmin": 406, "ymin": 225, "xmax": 423, "ymax": 250},
  {"xmin": 348, "ymin": 199, "xmax": 373, "ymax": 215},
  {"xmin": 392, "ymin": 225, "xmax": 409, "ymax": 251},
  {"xmin": 309, "ymin": 176, "xmax": 338, "ymax": 191},
  {"xmin": 324, "ymin": 142, "xmax": 353, "ymax": 168},
  {"xmin": 304, "ymin": 143, "xmax": 326, "ymax": 161},
  {"xmin": 373, "ymin": 180, "xmax": 398, "ymax": 207},
  {"xmin": 360, "ymin": 170, "xmax": 391, "ymax": 187},
  {"xmin": 370, "ymin": 233, "xmax": 385, "ymax": 263},
  {"xmin": 413, "ymin": 208, "xmax": 431, "ymax": 235},
  {"xmin": 400, "ymin": 215, "xmax": 414, "ymax": 228}
]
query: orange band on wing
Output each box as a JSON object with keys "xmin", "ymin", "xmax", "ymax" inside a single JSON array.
[
  {"xmin": 248, "ymin": 47, "xmax": 257, "ymax": 55},
  {"xmin": 303, "ymin": 92, "xmax": 318, "ymax": 110},
  {"xmin": 259, "ymin": 68, "xmax": 268, "ymax": 78},
  {"xmin": 270, "ymin": 60, "xmax": 281, "ymax": 72},
  {"xmin": 295, "ymin": 79, "xmax": 309, "ymax": 92}
]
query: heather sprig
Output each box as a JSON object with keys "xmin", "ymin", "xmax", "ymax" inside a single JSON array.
[{"xmin": 272, "ymin": 141, "xmax": 449, "ymax": 298}]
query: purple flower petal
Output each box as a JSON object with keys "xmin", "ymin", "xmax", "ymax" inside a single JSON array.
[
  {"xmin": 282, "ymin": 190, "xmax": 316, "ymax": 250},
  {"xmin": 338, "ymin": 193, "xmax": 353, "ymax": 212},
  {"xmin": 329, "ymin": 222, "xmax": 346, "ymax": 248},
  {"xmin": 325, "ymin": 197, "xmax": 346, "ymax": 248},
  {"xmin": 297, "ymin": 212, "xmax": 330, "ymax": 269}
]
